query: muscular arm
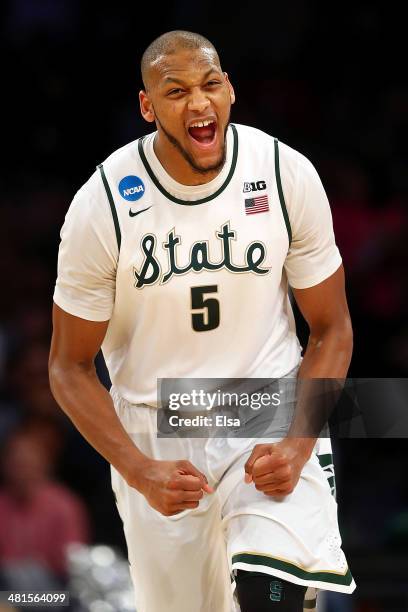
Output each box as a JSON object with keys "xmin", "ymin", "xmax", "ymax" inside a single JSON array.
[
  {"xmin": 294, "ymin": 263, "xmax": 353, "ymax": 379},
  {"xmin": 245, "ymin": 265, "xmax": 353, "ymax": 491},
  {"xmin": 49, "ymin": 304, "xmax": 148, "ymax": 486},
  {"xmin": 286, "ymin": 263, "xmax": 353, "ymax": 456},
  {"xmin": 49, "ymin": 304, "xmax": 212, "ymax": 515}
]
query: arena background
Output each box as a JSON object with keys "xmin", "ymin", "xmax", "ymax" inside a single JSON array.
[{"xmin": 0, "ymin": 1, "xmax": 407, "ymax": 610}]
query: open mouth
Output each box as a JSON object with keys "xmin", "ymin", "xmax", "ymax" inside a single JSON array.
[{"xmin": 187, "ymin": 119, "xmax": 217, "ymax": 147}]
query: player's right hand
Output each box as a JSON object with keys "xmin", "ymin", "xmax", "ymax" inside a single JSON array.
[{"xmin": 133, "ymin": 459, "xmax": 214, "ymax": 516}]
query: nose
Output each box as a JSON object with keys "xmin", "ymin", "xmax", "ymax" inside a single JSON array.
[{"xmin": 188, "ymin": 87, "xmax": 210, "ymax": 113}]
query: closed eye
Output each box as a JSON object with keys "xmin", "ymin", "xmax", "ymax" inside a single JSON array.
[{"xmin": 167, "ymin": 88, "xmax": 185, "ymax": 96}]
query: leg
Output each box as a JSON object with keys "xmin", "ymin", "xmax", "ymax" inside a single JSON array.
[
  {"xmin": 110, "ymin": 394, "xmax": 233, "ymax": 612},
  {"xmin": 235, "ymin": 570, "xmax": 307, "ymax": 611},
  {"xmin": 304, "ymin": 587, "xmax": 317, "ymax": 611},
  {"xmin": 219, "ymin": 441, "xmax": 355, "ymax": 597},
  {"xmin": 112, "ymin": 458, "xmax": 233, "ymax": 612}
]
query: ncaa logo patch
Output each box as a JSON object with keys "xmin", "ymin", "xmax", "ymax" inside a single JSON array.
[{"xmin": 118, "ymin": 175, "xmax": 145, "ymax": 201}]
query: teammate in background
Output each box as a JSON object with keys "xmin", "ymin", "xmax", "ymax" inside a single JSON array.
[{"xmin": 49, "ymin": 31, "xmax": 355, "ymax": 612}]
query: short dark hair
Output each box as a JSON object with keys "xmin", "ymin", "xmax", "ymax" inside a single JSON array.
[{"xmin": 141, "ymin": 30, "xmax": 220, "ymax": 89}]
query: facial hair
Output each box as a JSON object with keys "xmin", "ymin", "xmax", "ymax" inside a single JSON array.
[{"xmin": 153, "ymin": 107, "xmax": 229, "ymax": 175}]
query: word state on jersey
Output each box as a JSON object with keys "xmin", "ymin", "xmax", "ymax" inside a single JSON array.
[{"xmin": 97, "ymin": 125, "xmax": 292, "ymax": 339}]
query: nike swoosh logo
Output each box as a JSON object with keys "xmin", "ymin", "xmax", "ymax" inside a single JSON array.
[{"xmin": 129, "ymin": 206, "xmax": 152, "ymax": 218}]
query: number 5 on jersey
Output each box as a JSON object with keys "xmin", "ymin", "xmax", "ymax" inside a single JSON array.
[{"xmin": 191, "ymin": 286, "xmax": 220, "ymax": 332}]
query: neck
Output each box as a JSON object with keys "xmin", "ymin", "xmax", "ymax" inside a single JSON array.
[{"xmin": 153, "ymin": 132, "xmax": 225, "ymax": 186}]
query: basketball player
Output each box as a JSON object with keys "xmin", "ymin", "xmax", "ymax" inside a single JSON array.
[{"xmin": 49, "ymin": 31, "xmax": 355, "ymax": 612}]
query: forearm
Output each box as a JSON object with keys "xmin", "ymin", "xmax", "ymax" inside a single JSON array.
[
  {"xmin": 288, "ymin": 323, "xmax": 353, "ymax": 458},
  {"xmin": 298, "ymin": 320, "xmax": 353, "ymax": 379},
  {"xmin": 49, "ymin": 361, "xmax": 149, "ymax": 488}
]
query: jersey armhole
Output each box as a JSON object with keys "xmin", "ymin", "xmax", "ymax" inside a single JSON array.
[
  {"xmin": 274, "ymin": 138, "xmax": 292, "ymax": 246},
  {"xmin": 97, "ymin": 163, "xmax": 121, "ymax": 251}
]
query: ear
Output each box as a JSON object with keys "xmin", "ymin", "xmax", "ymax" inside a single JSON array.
[
  {"xmin": 224, "ymin": 72, "xmax": 236, "ymax": 105},
  {"xmin": 139, "ymin": 90, "xmax": 155, "ymax": 123}
]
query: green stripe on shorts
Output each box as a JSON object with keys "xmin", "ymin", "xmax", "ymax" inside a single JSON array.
[
  {"xmin": 317, "ymin": 453, "xmax": 334, "ymax": 469},
  {"xmin": 232, "ymin": 553, "xmax": 353, "ymax": 587},
  {"xmin": 317, "ymin": 453, "xmax": 337, "ymax": 497}
]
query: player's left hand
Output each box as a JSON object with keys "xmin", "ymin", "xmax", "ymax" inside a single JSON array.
[{"xmin": 244, "ymin": 439, "xmax": 310, "ymax": 496}]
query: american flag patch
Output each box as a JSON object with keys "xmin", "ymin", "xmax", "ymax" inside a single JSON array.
[{"xmin": 245, "ymin": 194, "xmax": 269, "ymax": 215}]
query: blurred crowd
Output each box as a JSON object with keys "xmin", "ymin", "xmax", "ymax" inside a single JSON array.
[{"xmin": 0, "ymin": 2, "xmax": 407, "ymax": 610}]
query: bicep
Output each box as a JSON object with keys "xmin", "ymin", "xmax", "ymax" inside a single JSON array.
[
  {"xmin": 292, "ymin": 265, "xmax": 351, "ymax": 333},
  {"xmin": 50, "ymin": 303, "xmax": 109, "ymax": 367}
]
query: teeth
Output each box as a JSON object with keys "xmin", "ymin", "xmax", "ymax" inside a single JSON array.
[{"xmin": 190, "ymin": 120, "xmax": 215, "ymax": 128}]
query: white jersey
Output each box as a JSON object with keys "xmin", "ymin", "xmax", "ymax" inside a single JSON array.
[{"xmin": 54, "ymin": 123, "xmax": 341, "ymax": 406}]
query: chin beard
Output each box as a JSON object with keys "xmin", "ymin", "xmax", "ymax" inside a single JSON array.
[{"xmin": 154, "ymin": 110, "xmax": 229, "ymax": 175}]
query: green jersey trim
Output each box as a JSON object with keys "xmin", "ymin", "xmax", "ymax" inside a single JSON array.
[
  {"xmin": 137, "ymin": 124, "xmax": 239, "ymax": 206},
  {"xmin": 274, "ymin": 138, "xmax": 292, "ymax": 245},
  {"xmin": 97, "ymin": 163, "xmax": 121, "ymax": 251},
  {"xmin": 232, "ymin": 552, "xmax": 353, "ymax": 587}
]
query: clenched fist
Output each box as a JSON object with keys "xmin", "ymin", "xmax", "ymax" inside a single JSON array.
[
  {"xmin": 134, "ymin": 459, "xmax": 213, "ymax": 516},
  {"xmin": 244, "ymin": 439, "xmax": 311, "ymax": 497}
]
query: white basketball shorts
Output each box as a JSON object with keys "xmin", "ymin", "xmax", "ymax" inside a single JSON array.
[{"xmin": 110, "ymin": 385, "xmax": 355, "ymax": 612}]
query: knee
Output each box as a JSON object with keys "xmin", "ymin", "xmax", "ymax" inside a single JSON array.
[{"xmin": 235, "ymin": 570, "xmax": 307, "ymax": 612}]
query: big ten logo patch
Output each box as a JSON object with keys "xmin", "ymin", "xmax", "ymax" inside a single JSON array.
[{"xmin": 243, "ymin": 181, "xmax": 267, "ymax": 193}]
